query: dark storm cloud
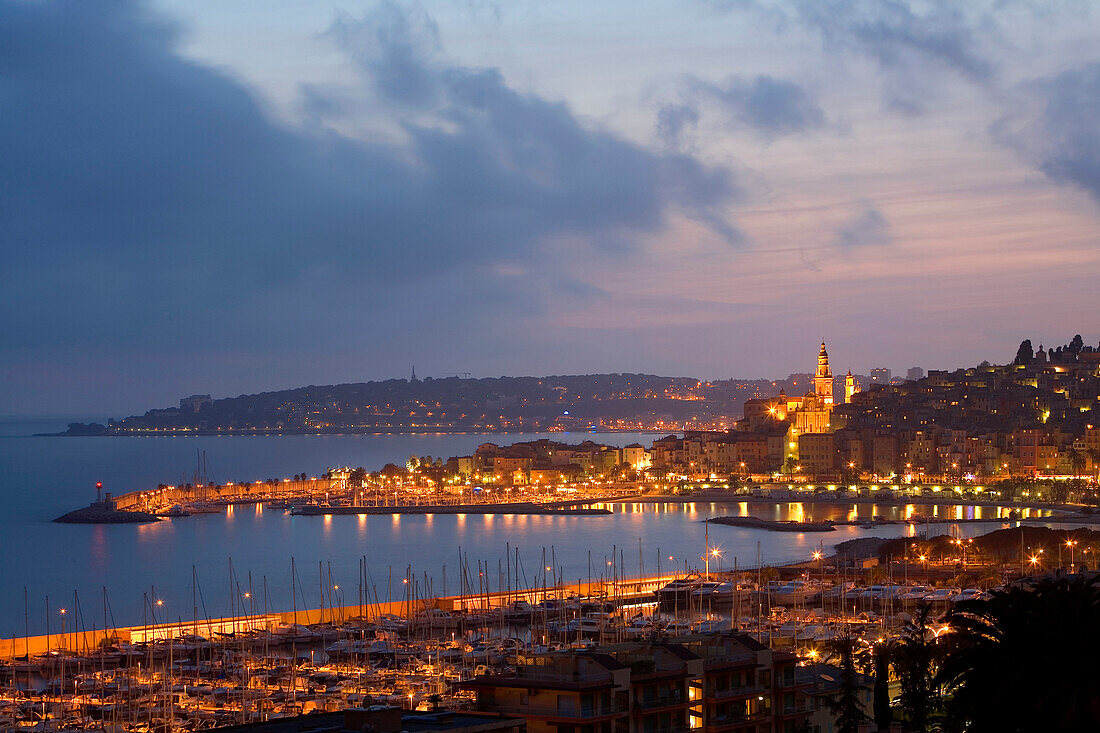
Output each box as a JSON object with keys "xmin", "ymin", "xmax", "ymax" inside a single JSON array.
[
  {"xmin": 995, "ymin": 63, "xmax": 1100, "ymax": 208},
  {"xmin": 833, "ymin": 205, "xmax": 891, "ymax": 249},
  {"xmin": 0, "ymin": 0, "xmax": 739, "ymax": 353}
]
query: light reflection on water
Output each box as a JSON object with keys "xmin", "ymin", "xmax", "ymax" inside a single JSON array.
[
  {"xmin": 0, "ymin": 423, "xmax": 1068, "ymax": 635},
  {"xmin": 12, "ymin": 497, "xmax": 1042, "ymax": 633}
]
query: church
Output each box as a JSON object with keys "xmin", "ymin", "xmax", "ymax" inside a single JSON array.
[{"xmin": 741, "ymin": 341, "xmax": 860, "ymax": 436}]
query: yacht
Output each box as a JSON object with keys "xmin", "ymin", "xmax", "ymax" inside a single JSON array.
[{"xmin": 656, "ymin": 575, "xmax": 704, "ymax": 608}]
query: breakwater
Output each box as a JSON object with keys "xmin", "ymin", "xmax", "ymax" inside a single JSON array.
[
  {"xmin": 0, "ymin": 573, "xmax": 675, "ymax": 660},
  {"xmin": 55, "ymin": 475, "xmax": 635, "ymax": 523},
  {"xmin": 289, "ymin": 502, "xmax": 614, "ymax": 516},
  {"xmin": 709, "ymin": 516, "xmax": 836, "ymax": 532}
]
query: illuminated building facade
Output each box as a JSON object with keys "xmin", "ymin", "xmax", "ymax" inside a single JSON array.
[
  {"xmin": 738, "ymin": 342, "xmax": 857, "ymax": 473},
  {"xmin": 779, "ymin": 342, "xmax": 840, "ymax": 435},
  {"xmin": 845, "ymin": 370, "xmax": 859, "ymax": 403}
]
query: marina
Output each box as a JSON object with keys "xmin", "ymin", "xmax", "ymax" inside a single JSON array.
[{"xmin": 0, "ymin": 548, "xmax": 1043, "ymax": 731}]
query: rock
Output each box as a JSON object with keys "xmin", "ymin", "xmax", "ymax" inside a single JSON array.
[{"xmin": 53, "ymin": 505, "xmax": 160, "ymax": 523}]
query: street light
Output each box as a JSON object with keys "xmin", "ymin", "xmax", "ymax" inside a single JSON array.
[{"xmin": 1066, "ymin": 539, "xmax": 1078, "ymax": 569}]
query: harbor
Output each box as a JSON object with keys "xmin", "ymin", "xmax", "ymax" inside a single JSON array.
[{"xmin": 2, "ymin": 523, "xmax": 1081, "ymax": 731}]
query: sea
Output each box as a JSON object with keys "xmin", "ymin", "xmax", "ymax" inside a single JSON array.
[{"xmin": 0, "ymin": 416, "xmax": 1050, "ymax": 636}]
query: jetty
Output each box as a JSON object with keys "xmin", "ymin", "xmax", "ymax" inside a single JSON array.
[
  {"xmin": 53, "ymin": 496, "xmax": 159, "ymax": 524},
  {"xmin": 55, "ymin": 474, "xmax": 636, "ymax": 524},
  {"xmin": 708, "ymin": 516, "xmax": 836, "ymax": 532},
  {"xmin": 289, "ymin": 502, "xmax": 612, "ymax": 516}
]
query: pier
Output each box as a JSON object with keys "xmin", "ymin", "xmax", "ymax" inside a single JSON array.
[{"xmin": 55, "ymin": 476, "xmax": 640, "ymax": 524}]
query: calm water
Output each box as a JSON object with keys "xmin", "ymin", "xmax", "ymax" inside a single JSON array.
[{"xmin": 0, "ymin": 418, "xmax": 1042, "ymax": 635}]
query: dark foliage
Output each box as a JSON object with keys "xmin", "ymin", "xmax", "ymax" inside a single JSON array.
[{"xmin": 938, "ymin": 573, "xmax": 1100, "ymax": 731}]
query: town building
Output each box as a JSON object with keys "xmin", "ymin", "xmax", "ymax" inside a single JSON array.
[
  {"xmin": 461, "ymin": 633, "xmax": 812, "ymax": 733},
  {"xmin": 868, "ymin": 369, "xmax": 891, "ymax": 384}
]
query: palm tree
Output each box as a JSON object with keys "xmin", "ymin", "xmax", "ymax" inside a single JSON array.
[
  {"xmin": 869, "ymin": 639, "xmax": 896, "ymax": 732},
  {"xmin": 823, "ymin": 635, "xmax": 870, "ymax": 733},
  {"xmin": 1068, "ymin": 448, "xmax": 1086, "ymax": 479},
  {"xmin": 938, "ymin": 574, "xmax": 1100, "ymax": 731},
  {"xmin": 893, "ymin": 603, "xmax": 941, "ymax": 732}
]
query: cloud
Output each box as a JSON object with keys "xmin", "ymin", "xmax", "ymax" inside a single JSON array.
[
  {"xmin": 795, "ymin": 0, "xmax": 993, "ymax": 82},
  {"xmin": 994, "ymin": 63, "xmax": 1100, "ymax": 207},
  {"xmin": 327, "ymin": 2, "xmax": 443, "ymax": 107},
  {"xmin": 656, "ymin": 75, "xmax": 826, "ymax": 148},
  {"xmin": 691, "ymin": 75, "xmax": 826, "ymax": 138},
  {"xmin": 656, "ymin": 103, "xmax": 700, "ymax": 150},
  {"xmin": 833, "ymin": 204, "xmax": 891, "ymax": 249},
  {"xmin": 701, "ymin": 0, "xmax": 998, "ymax": 115},
  {"xmin": 0, "ymin": 0, "xmax": 740, "ymax": 359}
]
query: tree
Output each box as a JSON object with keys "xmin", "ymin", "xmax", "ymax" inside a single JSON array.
[
  {"xmin": 1070, "ymin": 333, "xmax": 1085, "ymax": 355},
  {"xmin": 1013, "ymin": 339, "xmax": 1033, "ymax": 366},
  {"xmin": 1069, "ymin": 449, "xmax": 1087, "ymax": 478},
  {"xmin": 938, "ymin": 574, "xmax": 1100, "ymax": 731},
  {"xmin": 894, "ymin": 603, "xmax": 940, "ymax": 732},
  {"xmin": 348, "ymin": 467, "xmax": 367, "ymax": 487},
  {"xmin": 824, "ymin": 635, "xmax": 870, "ymax": 733},
  {"xmin": 870, "ymin": 639, "xmax": 895, "ymax": 732}
]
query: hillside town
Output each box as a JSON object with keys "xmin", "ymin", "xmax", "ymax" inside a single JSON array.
[{"xmin": 432, "ymin": 338, "xmax": 1100, "ymax": 492}]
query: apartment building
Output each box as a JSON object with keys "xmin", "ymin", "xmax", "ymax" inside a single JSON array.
[{"xmin": 462, "ymin": 634, "xmax": 813, "ymax": 733}]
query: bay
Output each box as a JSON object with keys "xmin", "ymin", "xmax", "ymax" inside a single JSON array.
[{"xmin": 0, "ymin": 418, "xmax": 1040, "ymax": 636}]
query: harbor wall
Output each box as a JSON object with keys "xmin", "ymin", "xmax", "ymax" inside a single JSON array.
[
  {"xmin": 108, "ymin": 478, "xmax": 339, "ymax": 512},
  {"xmin": 0, "ymin": 574, "xmax": 677, "ymax": 660}
]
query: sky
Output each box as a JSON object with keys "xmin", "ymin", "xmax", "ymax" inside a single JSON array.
[{"xmin": 2, "ymin": 0, "xmax": 1100, "ymax": 416}]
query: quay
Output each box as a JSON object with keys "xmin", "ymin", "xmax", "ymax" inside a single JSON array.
[
  {"xmin": 53, "ymin": 475, "xmax": 642, "ymax": 524},
  {"xmin": 289, "ymin": 502, "xmax": 613, "ymax": 516}
]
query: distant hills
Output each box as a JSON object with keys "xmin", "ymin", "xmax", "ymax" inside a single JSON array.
[{"xmin": 54, "ymin": 372, "xmax": 850, "ymax": 436}]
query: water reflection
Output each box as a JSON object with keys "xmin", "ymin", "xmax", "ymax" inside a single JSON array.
[
  {"xmin": 11, "ymin": 498, "xmax": 1061, "ymax": 635},
  {"xmin": 89, "ymin": 525, "xmax": 108, "ymax": 573}
]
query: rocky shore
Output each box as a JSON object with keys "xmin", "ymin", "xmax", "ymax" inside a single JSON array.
[
  {"xmin": 54, "ymin": 505, "xmax": 160, "ymax": 524},
  {"xmin": 708, "ymin": 516, "xmax": 836, "ymax": 532}
]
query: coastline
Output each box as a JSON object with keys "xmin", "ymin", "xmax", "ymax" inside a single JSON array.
[
  {"xmin": 34, "ymin": 427, "xmax": 674, "ymax": 437},
  {"xmin": 628, "ymin": 490, "xmax": 1083, "ymax": 514}
]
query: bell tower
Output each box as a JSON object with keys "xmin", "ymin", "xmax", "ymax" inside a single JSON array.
[
  {"xmin": 845, "ymin": 370, "xmax": 858, "ymax": 403},
  {"xmin": 814, "ymin": 341, "xmax": 833, "ymax": 406}
]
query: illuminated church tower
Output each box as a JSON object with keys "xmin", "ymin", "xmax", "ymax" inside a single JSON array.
[
  {"xmin": 845, "ymin": 370, "xmax": 858, "ymax": 403},
  {"xmin": 814, "ymin": 341, "xmax": 833, "ymax": 406}
]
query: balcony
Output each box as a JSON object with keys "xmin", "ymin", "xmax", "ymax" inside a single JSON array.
[
  {"xmin": 634, "ymin": 694, "xmax": 688, "ymax": 711},
  {"xmin": 778, "ymin": 703, "xmax": 814, "ymax": 717},
  {"xmin": 512, "ymin": 702, "xmax": 629, "ymax": 721},
  {"xmin": 704, "ymin": 710, "xmax": 771, "ymax": 731},
  {"xmin": 705, "ymin": 685, "xmax": 767, "ymax": 701}
]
